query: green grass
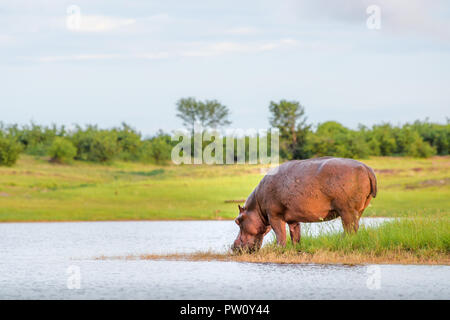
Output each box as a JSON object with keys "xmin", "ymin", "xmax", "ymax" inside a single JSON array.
[
  {"xmin": 290, "ymin": 217, "xmax": 449, "ymax": 257},
  {"xmin": 110, "ymin": 217, "xmax": 450, "ymax": 265},
  {"xmin": 0, "ymin": 155, "xmax": 449, "ymax": 221}
]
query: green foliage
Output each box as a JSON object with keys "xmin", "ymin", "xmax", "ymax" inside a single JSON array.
[
  {"xmin": 301, "ymin": 119, "xmax": 446, "ymax": 159},
  {"xmin": 70, "ymin": 126, "xmax": 119, "ymax": 163},
  {"xmin": 88, "ymin": 130, "xmax": 119, "ymax": 163},
  {"xmin": 405, "ymin": 131, "xmax": 437, "ymax": 158},
  {"xmin": 365, "ymin": 123, "xmax": 397, "ymax": 156},
  {"xmin": 268, "ymin": 100, "xmax": 310, "ymax": 159},
  {"xmin": 411, "ymin": 119, "xmax": 449, "ymax": 155},
  {"xmin": 0, "ymin": 135, "xmax": 22, "ymax": 166},
  {"xmin": 140, "ymin": 132, "xmax": 173, "ymax": 164},
  {"xmin": 393, "ymin": 127, "xmax": 437, "ymax": 158},
  {"xmin": 176, "ymin": 97, "xmax": 231, "ymax": 130},
  {"xmin": 306, "ymin": 121, "xmax": 370, "ymax": 158},
  {"xmin": 115, "ymin": 123, "xmax": 142, "ymax": 161},
  {"xmin": 48, "ymin": 137, "xmax": 77, "ymax": 163},
  {"xmin": 10, "ymin": 123, "xmax": 65, "ymax": 156},
  {"xmin": 1, "ymin": 103, "xmax": 448, "ymax": 164}
]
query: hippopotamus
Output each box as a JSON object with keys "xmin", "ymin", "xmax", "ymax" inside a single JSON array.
[{"xmin": 232, "ymin": 157, "xmax": 377, "ymax": 251}]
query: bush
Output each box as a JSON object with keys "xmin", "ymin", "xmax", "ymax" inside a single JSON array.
[
  {"xmin": 366, "ymin": 124, "xmax": 397, "ymax": 156},
  {"xmin": 393, "ymin": 127, "xmax": 436, "ymax": 158},
  {"xmin": 0, "ymin": 136, "xmax": 22, "ymax": 166},
  {"xmin": 48, "ymin": 137, "xmax": 77, "ymax": 163},
  {"xmin": 1, "ymin": 118, "xmax": 447, "ymax": 163},
  {"xmin": 140, "ymin": 132, "xmax": 173, "ymax": 164},
  {"xmin": 115, "ymin": 123, "xmax": 142, "ymax": 161},
  {"xmin": 411, "ymin": 120, "xmax": 449, "ymax": 155},
  {"xmin": 405, "ymin": 132, "xmax": 436, "ymax": 158},
  {"xmin": 305, "ymin": 121, "xmax": 370, "ymax": 158},
  {"xmin": 88, "ymin": 131, "xmax": 118, "ymax": 163},
  {"xmin": 13, "ymin": 123, "xmax": 64, "ymax": 155},
  {"xmin": 70, "ymin": 126, "xmax": 119, "ymax": 163}
]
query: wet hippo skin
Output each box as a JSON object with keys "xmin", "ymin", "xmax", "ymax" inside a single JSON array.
[{"xmin": 233, "ymin": 157, "xmax": 377, "ymax": 251}]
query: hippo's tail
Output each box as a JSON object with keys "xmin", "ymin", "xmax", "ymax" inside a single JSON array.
[{"xmin": 364, "ymin": 164, "xmax": 377, "ymax": 198}]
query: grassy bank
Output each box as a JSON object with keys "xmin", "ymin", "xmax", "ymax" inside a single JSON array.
[
  {"xmin": 104, "ymin": 217, "xmax": 450, "ymax": 265},
  {"xmin": 0, "ymin": 155, "xmax": 449, "ymax": 221}
]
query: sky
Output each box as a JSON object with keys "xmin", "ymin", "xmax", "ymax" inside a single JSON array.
[{"xmin": 1, "ymin": 0, "xmax": 449, "ymax": 136}]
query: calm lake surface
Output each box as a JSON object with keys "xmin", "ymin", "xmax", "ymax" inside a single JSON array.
[{"xmin": 0, "ymin": 219, "xmax": 448, "ymax": 299}]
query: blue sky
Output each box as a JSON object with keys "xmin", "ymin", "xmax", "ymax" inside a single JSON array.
[{"xmin": 1, "ymin": 0, "xmax": 449, "ymax": 135}]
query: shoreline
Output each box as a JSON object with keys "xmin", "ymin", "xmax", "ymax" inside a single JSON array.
[
  {"xmin": 96, "ymin": 251, "xmax": 450, "ymax": 266},
  {"xmin": 0, "ymin": 216, "xmax": 392, "ymax": 224}
]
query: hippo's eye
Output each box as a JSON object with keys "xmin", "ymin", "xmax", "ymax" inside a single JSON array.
[{"xmin": 235, "ymin": 218, "xmax": 240, "ymax": 226}]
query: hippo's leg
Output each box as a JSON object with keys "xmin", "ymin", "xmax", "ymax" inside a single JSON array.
[
  {"xmin": 358, "ymin": 195, "xmax": 373, "ymax": 218},
  {"xmin": 270, "ymin": 217, "xmax": 287, "ymax": 246},
  {"xmin": 340, "ymin": 210, "xmax": 360, "ymax": 234},
  {"xmin": 288, "ymin": 222, "xmax": 301, "ymax": 245}
]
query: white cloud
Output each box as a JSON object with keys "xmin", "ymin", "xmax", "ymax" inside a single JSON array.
[
  {"xmin": 181, "ymin": 38, "xmax": 299, "ymax": 57},
  {"xmin": 0, "ymin": 34, "xmax": 14, "ymax": 46},
  {"xmin": 224, "ymin": 27, "xmax": 259, "ymax": 35},
  {"xmin": 134, "ymin": 52, "xmax": 171, "ymax": 60},
  {"xmin": 37, "ymin": 54, "xmax": 123, "ymax": 62},
  {"xmin": 68, "ymin": 15, "xmax": 136, "ymax": 33},
  {"xmin": 145, "ymin": 13, "xmax": 170, "ymax": 23},
  {"xmin": 31, "ymin": 38, "xmax": 301, "ymax": 62},
  {"xmin": 35, "ymin": 52, "xmax": 170, "ymax": 62},
  {"xmin": 281, "ymin": 0, "xmax": 450, "ymax": 41}
]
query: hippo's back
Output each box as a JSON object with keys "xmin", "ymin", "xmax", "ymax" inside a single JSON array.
[{"xmin": 255, "ymin": 157, "xmax": 376, "ymax": 220}]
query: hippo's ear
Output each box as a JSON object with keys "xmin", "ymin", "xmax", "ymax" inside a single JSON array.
[{"xmin": 238, "ymin": 205, "xmax": 244, "ymax": 213}]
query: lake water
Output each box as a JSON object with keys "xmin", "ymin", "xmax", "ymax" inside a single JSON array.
[{"xmin": 0, "ymin": 219, "xmax": 448, "ymax": 299}]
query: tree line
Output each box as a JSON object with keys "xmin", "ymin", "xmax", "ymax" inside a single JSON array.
[{"xmin": 0, "ymin": 98, "xmax": 448, "ymax": 166}]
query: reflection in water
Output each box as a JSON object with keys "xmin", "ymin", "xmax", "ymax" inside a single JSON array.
[{"xmin": 0, "ymin": 219, "xmax": 448, "ymax": 299}]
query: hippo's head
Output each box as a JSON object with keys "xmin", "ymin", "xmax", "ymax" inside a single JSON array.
[{"xmin": 232, "ymin": 205, "xmax": 271, "ymax": 253}]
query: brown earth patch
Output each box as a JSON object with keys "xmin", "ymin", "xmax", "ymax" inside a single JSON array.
[
  {"xmin": 224, "ymin": 199, "xmax": 246, "ymax": 203},
  {"xmin": 405, "ymin": 178, "xmax": 450, "ymax": 189},
  {"xmin": 374, "ymin": 169, "xmax": 398, "ymax": 174}
]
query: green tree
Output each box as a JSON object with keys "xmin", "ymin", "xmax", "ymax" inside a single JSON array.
[
  {"xmin": 88, "ymin": 130, "xmax": 118, "ymax": 162},
  {"xmin": 48, "ymin": 137, "xmax": 77, "ymax": 163},
  {"xmin": 411, "ymin": 119, "xmax": 449, "ymax": 155},
  {"xmin": 389, "ymin": 125, "xmax": 436, "ymax": 157},
  {"xmin": 176, "ymin": 97, "xmax": 231, "ymax": 131},
  {"xmin": 268, "ymin": 100, "xmax": 310, "ymax": 159},
  {"xmin": 13, "ymin": 122, "xmax": 64, "ymax": 156},
  {"xmin": 366, "ymin": 124, "xmax": 397, "ymax": 156},
  {"xmin": 404, "ymin": 131, "xmax": 436, "ymax": 158},
  {"xmin": 306, "ymin": 121, "xmax": 370, "ymax": 158},
  {"xmin": 0, "ymin": 135, "xmax": 22, "ymax": 166},
  {"xmin": 115, "ymin": 123, "xmax": 142, "ymax": 161},
  {"xmin": 140, "ymin": 131, "xmax": 172, "ymax": 164},
  {"xmin": 70, "ymin": 125, "xmax": 119, "ymax": 163}
]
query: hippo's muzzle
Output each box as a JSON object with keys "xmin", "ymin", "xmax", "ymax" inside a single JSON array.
[{"xmin": 231, "ymin": 236, "xmax": 261, "ymax": 253}]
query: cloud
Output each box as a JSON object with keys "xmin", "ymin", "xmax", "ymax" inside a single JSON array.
[
  {"xmin": 35, "ymin": 53, "xmax": 170, "ymax": 62},
  {"xmin": 180, "ymin": 38, "xmax": 299, "ymax": 57},
  {"xmin": 144, "ymin": 13, "xmax": 170, "ymax": 23},
  {"xmin": 133, "ymin": 52, "xmax": 171, "ymax": 60},
  {"xmin": 67, "ymin": 15, "xmax": 136, "ymax": 33},
  {"xmin": 224, "ymin": 27, "xmax": 259, "ymax": 35},
  {"xmin": 0, "ymin": 34, "xmax": 14, "ymax": 46},
  {"xmin": 37, "ymin": 54, "xmax": 123, "ymax": 62},
  {"xmin": 30, "ymin": 38, "xmax": 301, "ymax": 62},
  {"xmin": 281, "ymin": 0, "xmax": 450, "ymax": 41}
]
